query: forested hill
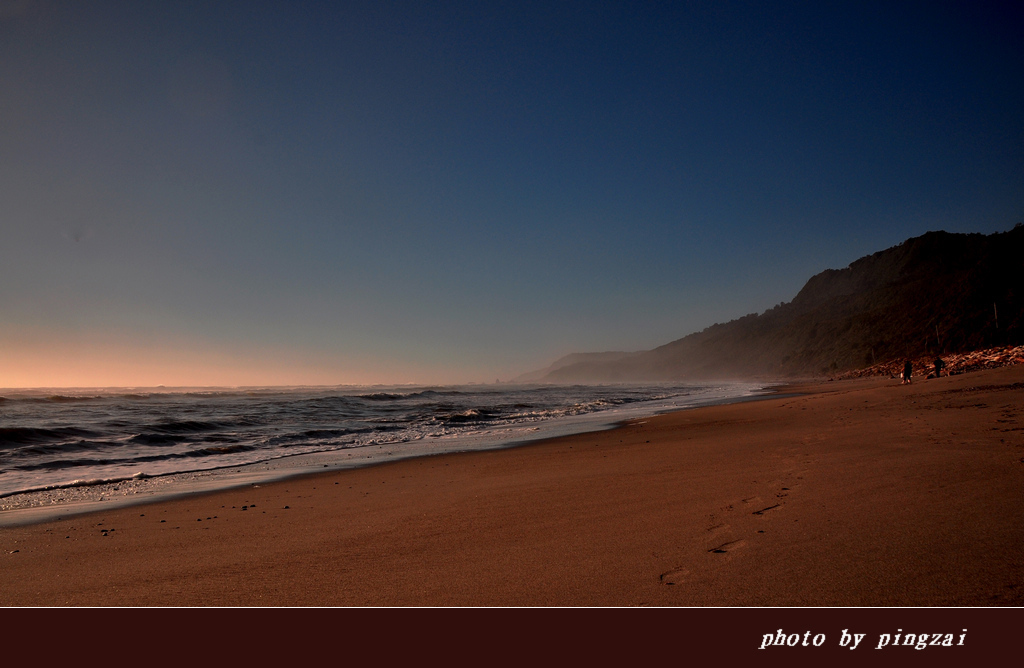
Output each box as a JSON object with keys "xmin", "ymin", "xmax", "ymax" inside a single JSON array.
[{"xmin": 528, "ymin": 225, "xmax": 1024, "ymax": 382}]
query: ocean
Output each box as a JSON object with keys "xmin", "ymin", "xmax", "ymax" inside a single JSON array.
[{"xmin": 0, "ymin": 381, "xmax": 765, "ymax": 522}]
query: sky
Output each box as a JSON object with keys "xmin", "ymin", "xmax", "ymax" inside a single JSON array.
[{"xmin": 1, "ymin": 0, "xmax": 1022, "ymax": 387}]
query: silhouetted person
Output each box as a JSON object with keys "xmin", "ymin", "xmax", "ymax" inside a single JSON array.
[
  {"xmin": 934, "ymin": 357, "xmax": 945, "ymax": 378},
  {"xmin": 902, "ymin": 360, "xmax": 913, "ymax": 384}
]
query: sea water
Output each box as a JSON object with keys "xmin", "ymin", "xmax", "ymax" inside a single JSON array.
[{"xmin": 0, "ymin": 382, "xmax": 765, "ymax": 523}]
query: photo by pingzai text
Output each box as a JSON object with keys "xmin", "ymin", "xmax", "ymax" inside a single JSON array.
[{"xmin": 758, "ymin": 628, "xmax": 967, "ymax": 650}]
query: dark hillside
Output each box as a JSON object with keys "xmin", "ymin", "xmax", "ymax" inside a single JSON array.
[{"xmin": 538, "ymin": 226, "xmax": 1024, "ymax": 382}]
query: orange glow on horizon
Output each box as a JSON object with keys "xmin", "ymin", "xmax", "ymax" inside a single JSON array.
[{"xmin": 0, "ymin": 337, "xmax": 463, "ymax": 389}]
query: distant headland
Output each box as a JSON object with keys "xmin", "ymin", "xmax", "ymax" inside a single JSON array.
[{"xmin": 519, "ymin": 225, "xmax": 1024, "ymax": 382}]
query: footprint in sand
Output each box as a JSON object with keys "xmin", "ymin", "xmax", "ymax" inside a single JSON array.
[
  {"xmin": 708, "ymin": 539, "xmax": 748, "ymax": 554},
  {"xmin": 660, "ymin": 567, "xmax": 689, "ymax": 585},
  {"xmin": 706, "ymin": 522, "xmax": 731, "ymax": 538}
]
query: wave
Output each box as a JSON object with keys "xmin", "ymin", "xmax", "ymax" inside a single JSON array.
[
  {"xmin": 300, "ymin": 428, "xmax": 364, "ymax": 439},
  {"xmin": 46, "ymin": 395, "xmax": 102, "ymax": 403},
  {"xmin": 358, "ymin": 392, "xmax": 409, "ymax": 401},
  {"xmin": 128, "ymin": 433, "xmax": 191, "ymax": 446},
  {"xmin": 10, "ymin": 443, "xmax": 262, "ymax": 472},
  {"xmin": 0, "ymin": 381, "xmax": 764, "ymax": 500},
  {"xmin": 435, "ymin": 408, "xmax": 497, "ymax": 424},
  {"xmin": 0, "ymin": 471, "xmax": 153, "ymax": 499},
  {"xmin": 146, "ymin": 420, "xmax": 226, "ymax": 434},
  {"xmin": 0, "ymin": 426, "xmax": 103, "ymax": 447}
]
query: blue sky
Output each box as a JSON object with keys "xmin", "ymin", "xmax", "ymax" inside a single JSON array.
[{"xmin": 1, "ymin": 1, "xmax": 1022, "ymax": 386}]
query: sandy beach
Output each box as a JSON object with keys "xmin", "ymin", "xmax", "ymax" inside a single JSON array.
[{"xmin": 1, "ymin": 365, "xmax": 1022, "ymax": 607}]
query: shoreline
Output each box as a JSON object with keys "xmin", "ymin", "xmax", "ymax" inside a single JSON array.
[
  {"xmin": 0, "ymin": 382, "xmax": 770, "ymax": 527},
  {"xmin": 2, "ymin": 365, "xmax": 1022, "ymax": 606}
]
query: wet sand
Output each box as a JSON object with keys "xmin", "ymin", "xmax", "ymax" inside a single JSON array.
[{"xmin": 2, "ymin": 365, "xmax": 1022, "ymax": 606}]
